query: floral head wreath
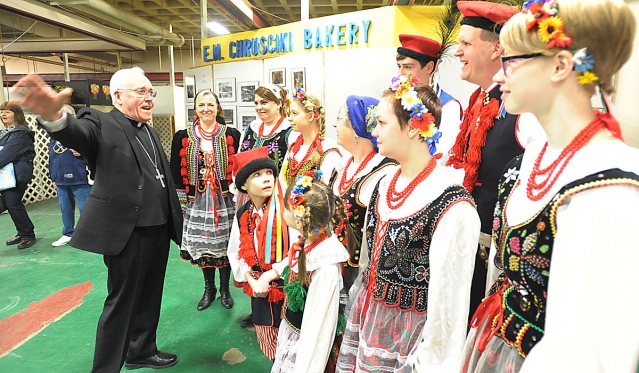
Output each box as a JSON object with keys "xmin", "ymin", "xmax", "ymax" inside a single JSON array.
[
  {"xmin": 293, "ymin": 87, "xmax": 322, "ymax": 119},
  {"xmin": 288, "ymin": 169, "xmax": 323, "ymax": 220},
  {"xmin": 523, "ymin": 0, "xmax": 599, "ymax": 85},
  {"xmin": 389, "ymin": 75, "xmax": 441, "ymax": 156}
]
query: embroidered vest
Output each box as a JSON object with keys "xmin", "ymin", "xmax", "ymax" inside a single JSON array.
[
  {"xmin": 238, "ymin": 125, "xmax": 293, "ymax": 171},
  {"xmin": 328, "ymin": 157, "xmax": 396, "ymax": 267},
  {"xmin": 363, "ymin": 183, "xmax": 474, "ymax": 313},
  {"xmin": 492, "ymin": 155, "xmax": 639, "ymax": 357}
]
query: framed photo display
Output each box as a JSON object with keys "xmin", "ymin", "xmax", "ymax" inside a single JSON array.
[
  {"xmin": 269, "ymin": 68, "xmax": 286, "ymax": 87},
  {"xmin": 238, "ymin": 107, "xmax": 258, "ymax": 133},
  {"xmin": 222, "ymin": 105, "xmax": 237, "ymax": 129},
  {"xmin": 292, "ymin": 67, "xmax": 306, "ymax": 91},
  {"xmin": 238, "ymin": 81, "xmax": 259, "ymax": 106},
  {"xmin": 215, "ymin": 77, "xmax": 236, "ymax": 102},
  {"xmin": 184, "ymin": 75, "xmax": 196, "ymax": 102}
]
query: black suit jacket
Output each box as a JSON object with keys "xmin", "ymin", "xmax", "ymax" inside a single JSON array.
[{"xmin": 39, "ymin": 108, "xmax": 183, "ymax": 255}]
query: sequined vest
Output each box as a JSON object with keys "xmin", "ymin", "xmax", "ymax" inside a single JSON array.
[
  {"xmin": 363, "ymin": 183, "xmax": 473, "ymax": 313},
  {"xmin": 238, "ymin": 125, "xmax": 293, "ymax": 171},
  {"xmin": 328, "ymin": 157, "xmax": 396, "ymax": 267},
  {"xmin": 491, "ymin": 155, "xmax": 639, "ymax": 357}
]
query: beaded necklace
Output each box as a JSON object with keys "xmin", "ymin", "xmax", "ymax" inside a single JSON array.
[
  {"xmin": 526, "ymin": 112, "xmax": 611, "ymax": 201},
  {"xmin": 288, "ymin": 233, "xmax": 330, "ymax": 269},
  {"xmin": 287, "ymin": 135, "xmax": 321, "ymax": 181},
  {"xmin": 258, "ymin": 115, "xmax": 285, "ymax": 138},
  {"xmin": 386, "ymin": 157, "xmax": 437, "ymax": 210},
  {"xmin": 338, "ymin": 151, "xmax": 377, "ymax": 195},
  {"xmin": 197, "ymin": 122, "xmax": 219, "ymax": 141}
]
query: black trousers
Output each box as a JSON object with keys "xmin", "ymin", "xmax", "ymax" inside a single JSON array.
[
  {"xmin": 2, "ymin": 182, "xmax": 35, "ymax": 239},
  {"xmin": 91, "ymin": 224, "xmax": 170, "ymax": 373},
  {"xmin": 469, "ymin": 244, "xmax": 488, "ymax": 324}
]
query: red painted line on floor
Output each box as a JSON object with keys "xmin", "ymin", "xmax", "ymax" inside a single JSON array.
[{"xmin": 0, "ymin": 281, "xmax": 93, "ymax": 358}]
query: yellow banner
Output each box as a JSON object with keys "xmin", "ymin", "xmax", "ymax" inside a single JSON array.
[{"xmin": 201, "ymin": 6, "xmax": 451, "ymax": 65}]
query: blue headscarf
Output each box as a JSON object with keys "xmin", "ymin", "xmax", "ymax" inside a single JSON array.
[{"xmin": 346, "ymin": 95, "xmax": 379, "ymax": 150}]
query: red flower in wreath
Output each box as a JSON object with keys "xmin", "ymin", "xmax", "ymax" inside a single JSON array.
[
  {"xmin": 526, "ymin": 3, "xmax": 549, "ymax": 30},
  {"xmin": 290, "ymin": 195, "xmax": 305, "ymax": 208},
  {"xmin": 411, "ymin": 113, "xmax": 435, "ymax": 132}
]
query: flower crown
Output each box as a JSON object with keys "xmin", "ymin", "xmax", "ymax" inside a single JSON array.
[
  {"xmin": 524, "ymin": 0, "xmax": 598, "ymax": 85},
  {"xmin": 389, "ymin": 75, "xmax": 441, "ymax": 156},
  {"xmin": 289, "ymin": 169, "xmax": 323, "ymax": 220},
  {"xmin": 293, "ymin": 87, "xmax": 321, "ymax": 119}
]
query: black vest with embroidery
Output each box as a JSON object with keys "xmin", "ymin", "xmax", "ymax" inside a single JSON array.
[
  {"xmin": 238, "ymin": 126, "xmax": 293, "ymax": 171},
  {"xmin": 328, "ymin": 157, "xmax": 396, "ymax": 267},
  {"xmin": 363, "ymin": 182, "xmax": 474, "ymax": 313},
  {"xmin": 492, "ymin": 155, "xmax": 639, "ymax": 357},
  {"xmin": 284, "ymin": 147, "xmax": 341, "ymax": 187},
  {"xmin": 474, "ymin": 87, "xmax": 523, "ymax": 234}
]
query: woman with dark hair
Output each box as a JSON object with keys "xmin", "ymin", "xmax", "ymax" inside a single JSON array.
[
  {"xmin": 0, "ymin": 101, "xmax": 36, "ymax": 250},
  {"xmin": 336, "ymin": 78, "xmax": 480, "ymax": 372},
  {"xmin": 171, "ymin": 90, "xmax": 241, "ymax": 311}
]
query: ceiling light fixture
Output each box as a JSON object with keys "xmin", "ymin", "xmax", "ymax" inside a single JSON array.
[{"xmin": 207, "ymin": 22, "xmax": 230, "ymax": 35}]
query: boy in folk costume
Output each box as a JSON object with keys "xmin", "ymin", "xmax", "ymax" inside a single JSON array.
[{"xmin": 227, "ymin": 147, "xmax": 290, "ymax": 359}]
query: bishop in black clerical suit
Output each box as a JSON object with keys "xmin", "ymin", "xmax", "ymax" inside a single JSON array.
[{"xmin": 15, "ymin": 67, "xmax": 183, "ymax": 373}]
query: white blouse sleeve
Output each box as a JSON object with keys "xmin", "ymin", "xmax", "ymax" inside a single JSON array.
[
  {"xmin": 515, "ymin": 113, "xmax": 546, "ymax": 148},
  {"xmin": 320, "ymin": 149, "xmax": 343, "ymax": 185},
  {"xmin": 520, "ymin": 185, "xmax": 639, "ymax": 373},
  {"xmin": 437, "ymin": 100, "xmax": 463, "ymax": 166},
  {"xmin": 227, "ymin": 215, "xmax": 252, "ymax": 282},
  {"xmin": 413, "ymin": 201, "xmax": 480, "ymax": 373},
  {"xmin": 294, "ymin": 263, "xmax": 342, "ymax": 373}
]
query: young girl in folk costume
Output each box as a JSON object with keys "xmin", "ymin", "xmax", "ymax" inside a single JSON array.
[
  {"xmin": 256, "ymin": 170, "xmax": 355, "ymax": 373},
  {"xmin": 337, "ymin": 77, "xmax": 480, "ymax": 373},
  {"xmin": 227, "ymin": 147, "xmax": 290, "ymax": 360},
  {"xmin": 280, "ymin": 88, "xmax": 342, "ymax": 190},
  {"xmin": 328, "ymin": 95, "xmax": 396, "ymax": 292},
  {"xmin": 170, "ymin": 90, "xmax": 241, "ymax": 311},
  {"xmin": 462, "ymin": 1, "xmax": 639, "ymax": 372}
]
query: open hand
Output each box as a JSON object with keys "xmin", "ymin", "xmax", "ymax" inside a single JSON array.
[{"xmin": 11, "ymin": 75, "xmax": 73, "ymax": 122}]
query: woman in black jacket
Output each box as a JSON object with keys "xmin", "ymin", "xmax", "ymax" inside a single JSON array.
[{"xmin": 0, "ymin": 102, "xmax": 36, "ymax": 249}]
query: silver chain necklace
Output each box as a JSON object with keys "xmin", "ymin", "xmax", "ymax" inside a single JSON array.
[{"xmin": 135, "ymin": 126, "xmax": 165, "ymax": 188}]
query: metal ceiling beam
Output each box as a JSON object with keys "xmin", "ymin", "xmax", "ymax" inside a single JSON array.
[
  {"xmin": 48, "ymin": 0, "xmax": 185, "ymax": 47},
  {"xmin": 0, "ymin": 0, "xmax": 147, "ymax": 51},
  {"xmin": 1, "ymin": 39, "xmax": 145, "ymax": 53}
]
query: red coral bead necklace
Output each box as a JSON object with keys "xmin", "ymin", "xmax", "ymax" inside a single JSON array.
[
  {"xmin": 526, "ymin": 113, "xmax": 607, "ymax": 201},
  {"xmin": 338, "ymin": 151, "xmax": 377, "ymax": 195},
  {"xmin": 386, "ymin": 157, "xmax": 437, "ymax": 210},
  {"xmin": 259, "ymin": 115, "xmax": 285, "ymax": 138}
]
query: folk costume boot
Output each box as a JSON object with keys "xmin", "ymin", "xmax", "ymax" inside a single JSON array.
[
  {"xmin": 218, "ymin": 266, "xmax": 234, "ymax": 309},
  {"xmin": 197, "ymin": 267, "xmax": 217, "ymax": 311}
]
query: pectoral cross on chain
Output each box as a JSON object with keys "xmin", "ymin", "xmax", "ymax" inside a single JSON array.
[{"xmin": 155, "ymin": 168, "xmax": 166, "ymax": 188}]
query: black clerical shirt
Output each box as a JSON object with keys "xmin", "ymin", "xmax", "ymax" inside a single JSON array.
[{"xmin": 128, "ymin": 118, "xmax": 169, "ymax": 227}]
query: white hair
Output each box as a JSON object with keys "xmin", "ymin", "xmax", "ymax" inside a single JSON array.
[{"xmin": 109, "ymin": 67, "xmax": 148, "ymax": 105}]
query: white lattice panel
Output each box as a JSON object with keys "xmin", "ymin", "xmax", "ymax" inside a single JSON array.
[{"xmin": 21, "ymin": 114, "xmax": 175, "ymax": 205}]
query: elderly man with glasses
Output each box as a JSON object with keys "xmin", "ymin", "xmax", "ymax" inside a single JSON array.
[{"xmin": 13, "ymin": 67, "xmax": 183, "ymax": 372}]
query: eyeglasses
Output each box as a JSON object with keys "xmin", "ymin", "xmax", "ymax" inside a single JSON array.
[
  {"xmin": 119, "ymin": 88, "xmax": 157, "ymax": 98},
  {"xmin": 501, "ymin": 53, "xmax": 543, "ymax": 76}
]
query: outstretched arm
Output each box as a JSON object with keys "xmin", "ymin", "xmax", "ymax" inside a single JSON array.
[{"xmin": 11, "ymin": 74, "xmax": 72, "ymax": 122}]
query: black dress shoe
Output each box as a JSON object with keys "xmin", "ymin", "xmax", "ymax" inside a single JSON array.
[
  {"xmin": 6, "ymin": 236, "xmax": 21, "ymax": 245},
  {"xmin": 125, "ymin": 351, "xmax": 178, "ymax": 370},
  {"xmin": 17, "ymin": 239, "xmax": 36, "ymax": 250},
  {"xmin": 240, "ymin": 313, "xmax": 253, "ymax": 327}
]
